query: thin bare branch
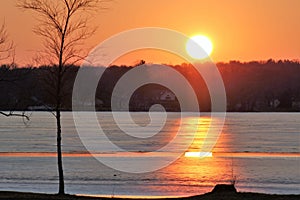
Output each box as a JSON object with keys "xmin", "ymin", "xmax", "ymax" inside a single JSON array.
[
  {"xmin": 0, "ymin": 21, "xmax": 15, "ymax": 62},
  {"xmin": 0, "ymin": 111, "xmax": 30, "ymax": 121}
]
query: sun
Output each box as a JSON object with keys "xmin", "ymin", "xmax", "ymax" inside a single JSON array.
[{"xmin": 186, "ymin": 35, "xmax": 213, "ymax": 59}]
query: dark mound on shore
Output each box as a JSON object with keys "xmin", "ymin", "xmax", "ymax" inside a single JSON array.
[
  {"xmin": 187, "ymin": 184, "xmax": 299, "ymax": 200},
  {"xmin": 0, "ymin": 185, "xmax": 299, "ymax": 200}
]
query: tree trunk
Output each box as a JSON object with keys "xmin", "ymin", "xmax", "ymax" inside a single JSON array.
[{"xmin": 56, "ymin": 110, "xmax": 65, "ymax": 194}]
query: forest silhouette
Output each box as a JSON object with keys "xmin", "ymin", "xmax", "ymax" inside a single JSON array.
[{"xmin": 0, "ymin": 59, "xmax": 299, "ymax": 112}]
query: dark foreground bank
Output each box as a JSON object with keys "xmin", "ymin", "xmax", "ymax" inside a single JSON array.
[{"xmin": 0, "ymin": 185, "xmax": 299, "ymax": 200}]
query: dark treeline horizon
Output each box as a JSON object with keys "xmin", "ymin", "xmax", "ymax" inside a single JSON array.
[
  {"xmin": 2, "ymin": 58, "xmax": 300, "ymax": 69},
  {"xmin": 0, "ymin": 59, "xmax": 300, "ymax": 112}
]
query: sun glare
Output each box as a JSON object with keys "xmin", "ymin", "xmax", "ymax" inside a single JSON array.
[
  {"xmin": 186, "ymin": 35, "xmax": 213, "ymax": 59},
  {"xmin": 185, "ymin": 152, "xmax": 213, "ymax": 158}
]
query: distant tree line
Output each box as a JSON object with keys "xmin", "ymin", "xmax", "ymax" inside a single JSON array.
[
  {"xmin": 218, "ymin": 59, "xmax": 300, "ymax": 111},
  {"xmin": 0, "ymin": 59, "xmax": 300, "ymax": 112}
]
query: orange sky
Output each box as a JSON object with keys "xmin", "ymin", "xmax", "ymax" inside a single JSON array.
[{"xmin": 0, "ymin": 0, "xmax": 299, "ymax": 66}]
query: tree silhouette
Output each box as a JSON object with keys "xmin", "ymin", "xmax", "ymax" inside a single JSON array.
[
  {"xmin": 0, "ymin": 22, "xmax": 14, "ymax": 62},
  {"xmin": 17, "ymin": 0, "xmax": 104, "ymax": 194},
  {"xmin": 0, "ymin": 22, "xmax": 29, "ymax": 120}
]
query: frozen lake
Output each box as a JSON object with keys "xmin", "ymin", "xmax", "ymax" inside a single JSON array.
[{"xmin": 0, "ymin": 112, "xmax": 299, "ymax": 197}]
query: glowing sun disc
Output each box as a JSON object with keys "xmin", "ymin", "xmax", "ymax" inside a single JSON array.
[{"xmin": 186, "ymin": 35, "xmax": 213, "ymax": 59}]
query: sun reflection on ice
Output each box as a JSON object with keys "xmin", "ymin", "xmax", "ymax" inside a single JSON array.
[{"xmin": 184, "ymin": 151, "xmax": 213, "ymax": 158}]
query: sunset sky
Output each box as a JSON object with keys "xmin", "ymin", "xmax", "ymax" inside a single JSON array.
[{"xmin": 0, "ymin": 0, "xmax": 299, "ymax": 66}]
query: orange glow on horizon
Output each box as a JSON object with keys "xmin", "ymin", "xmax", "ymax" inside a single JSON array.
[
  {"xmin": 110, "ymin": 49, "xmax": 188, "ymax": 66},
  {"xmin": 0, "ymin": 1, "xmax": 299, "ymax": 66}
]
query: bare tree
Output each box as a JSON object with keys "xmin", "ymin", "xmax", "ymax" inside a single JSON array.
[
  {"xmin": 17, "ymin": 0, "xmax": 104, "ymax": 194},
  {"xmin": 0, "ymin": 22, "xmax": 14, "ymax": 62},
  {"xmin": 0, "ymin": 21, "xmax": 14, "ymax": 79},
  {"xmin": 0, "ymin": 22, "xmax": 29, "ymax": 120}
]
